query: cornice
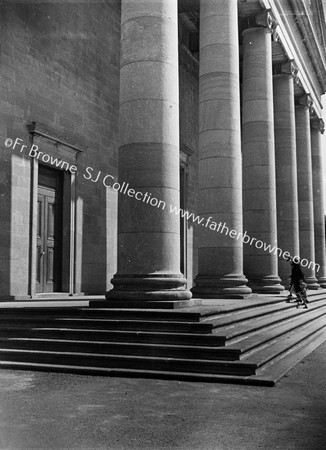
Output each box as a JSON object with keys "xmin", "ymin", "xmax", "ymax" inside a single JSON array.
[
  {"xmin": 27, "ymin": 122, "xmax": 86, "ymax": 154},
  {"xmin": 291, "ymin": 0, "xmax": 326, "ymax": 89},
  {"xmin": 259, "ymin": 0, "xmax": 326, "ymax": 116}
]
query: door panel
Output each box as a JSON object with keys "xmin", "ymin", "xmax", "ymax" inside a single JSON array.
[
  {"xmin": 36, "ymin": 168, "xmax": 63, "ymax": 293},
  {"xmin": 36, "ymin": 194, "xmax": 44, "ymax": 288}
]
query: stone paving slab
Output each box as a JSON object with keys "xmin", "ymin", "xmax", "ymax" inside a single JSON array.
[{"xmin": 0, "ymin": 340, "xmax": 325, "ymax": 450}]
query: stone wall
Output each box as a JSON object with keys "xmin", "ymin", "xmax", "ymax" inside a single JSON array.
[{"xmin": 0, "ymin": 1, "xmax": 121, "ymax": 298}]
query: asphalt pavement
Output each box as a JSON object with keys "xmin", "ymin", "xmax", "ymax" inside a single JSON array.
[{"xmin": 0, "ymin": 340, "xmax": 326, "ymax": 450}]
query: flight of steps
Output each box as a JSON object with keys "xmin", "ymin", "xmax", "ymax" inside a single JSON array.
[{"xmin": 0, "ymin": 291, "xmax": 326, "ymax": 386}]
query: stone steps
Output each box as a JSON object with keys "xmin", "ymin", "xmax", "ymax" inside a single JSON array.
[
  {"xmin": 0, "ymin": 307, "xmax": 203, "ymax": 322},
  {"xmin": 0, "ymin": 361, "xmax": 276, "ymax": 386},
  {"xmin": 0, "ymin": 292, "xmax": 325, "ymax": 385},
  {"xmin": 224, "ymin": 297, "xmax": 326, "ymax": 345},
  {"xmin": 0, "ymin": 348, "xmax": 258, "ymax": 376},
  {"xmin": 0, "ymin": 337, "xmax": 241, "ymax": 361},
  {"xmin": 206, "ymin": 298, "xmax": 323, "ymax": 331},
  {"xmin": 0, "ymin": 317, "xmax": 213, "ymax": 334},
  {"xmin": 243, "ymin": 310, "xmax": 326, "ymax": 364},
  {"xmin": 0, "ymin": 299, "xmax": 324, "ymax": 361},
  {"xmin": 0, "ymin": 328, "xmax": 226, "ymax": 347}
]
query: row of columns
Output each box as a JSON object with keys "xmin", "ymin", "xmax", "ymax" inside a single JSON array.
[{"xmin": 107, "ymin": 0, "xmax": 326, "ymax": 302}]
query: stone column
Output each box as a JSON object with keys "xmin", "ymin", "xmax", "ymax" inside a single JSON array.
[
  {"xmin": 311, "ymin": 117, "xmax": 326, "ymax": 287},
  {"xmin": 295, "ymin": 95, "xmax": 319, "ymax": 289},
  {"xmin": 192, "ymin": 0, "xmax": 251, "ymax": 298},
  {"xmin": 242, "ymin": 14, "xmax": 283, "ymax": 293},
  {"xmin": 273, "ymin": 63, "xmax": 300, "ymax": 285},
  {"xmin": 107, "ymin": 0, "xmax": 191, "ymax": 301}
]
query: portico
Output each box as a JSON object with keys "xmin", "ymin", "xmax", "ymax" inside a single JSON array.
[{"xmin": 105, "ymin": 0, "xmax": 326, "ymax": 303}]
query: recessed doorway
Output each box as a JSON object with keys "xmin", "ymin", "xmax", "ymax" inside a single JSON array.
[{"xmin": 36, "ymin": 166, "xmax": 63, "ymax": 293}]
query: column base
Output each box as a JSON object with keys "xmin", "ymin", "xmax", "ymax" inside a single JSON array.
[
  {"xmin": 247, "ymin": 275, "xmax": 284, "ymax": 294},
  {"xmin": 280, "ymin": 277, "xmax": 291, "ymax": 290},
  {"xmin": 192, "ymin": 274, "xmax": 252, "ymax": 299},
  {"xmin": 316, "ymin": 277, "xmax": 326, "ymax": 288},
  {"xmin": 106, "ymin": 274, "xmax": 192, "ymax": 301},
  {"xmin": 305, "ymin": 277, "xmax": 320, "ymax": 290}
]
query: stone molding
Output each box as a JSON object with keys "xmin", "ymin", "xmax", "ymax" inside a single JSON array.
[
  {"xmin": 296, "ymin": 94, "xmax": 320, "ymax": 119},
  {"xmin": 255, "ymin": 9, "xmax": 278, "ymax": 31},
  {"xmin": 246, "ymin": 9, "xmax": 278, "ymax": 38},
  {"xmin": 297, "ymin": 93, "xmax": 314, "ymax": 109},
  {"xmin": 273, "ymin": 60, "xmax": 298, "ymax": 79},
  {"xmin": 311, "ymin": 116, "xmax": 325, "ymax": 135},
  {"xmin": 245, "ymin": 9, "xmax": 279, "ymax": 44},
  {"xmin": 27, "ymin": 122, "xmax": 86, "ymax": 156}
]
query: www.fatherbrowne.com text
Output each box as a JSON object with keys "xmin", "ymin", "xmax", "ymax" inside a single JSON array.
[{"xmin": 4, "ymin": 136, "xmax": 320, "ymax": 273}]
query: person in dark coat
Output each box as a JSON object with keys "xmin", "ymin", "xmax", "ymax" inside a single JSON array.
[{"xmin": 287, "ymin": 259, "xmax": 308, "ymax": 308}]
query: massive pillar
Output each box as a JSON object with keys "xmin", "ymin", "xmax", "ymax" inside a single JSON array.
[
  {"xmin": 311, "ymin": 117, "xmax": 326, "ymax": 287},
  {"xmin": 295, "ymin": 95, "xmax": 319, "ymax": 289},
  {"xmin": 192, "ymin": 0, "xmax": 251, "ymax": 298},
  {"xmin": 107, "ymin": 0, "xmax": 191, "ymax": 301},
  {"xmin": 242, "ymin": 15, "xmax": 283, "ymax": 293},
  {"xmin": 273, "ymin": 64, "xmax": 300, "ymax": 285}
]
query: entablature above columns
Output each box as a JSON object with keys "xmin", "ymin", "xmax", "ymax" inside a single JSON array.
[
  {"xmin": 260, "ymin": 0, "xmax": 326, "ymax": 117},
  {"xmin": 179, "ymin": 0, "xmax": 325, "ymax": 120},
  {"xmin": 238, "ymin": 0, "xmax": 264, "ymax": 16},
  {"xmin": 271, "ymin": 41, "xmax": 289, "ymax": 64}
]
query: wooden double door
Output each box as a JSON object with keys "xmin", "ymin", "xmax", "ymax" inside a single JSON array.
[{"xmin": 36, "ymin": 167, "xmax": 63, "ymax": 293}]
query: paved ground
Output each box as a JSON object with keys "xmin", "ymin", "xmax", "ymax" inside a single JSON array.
[{"xmin": 0, "ymin": 341, "xmax": 325, "ymax": 450}]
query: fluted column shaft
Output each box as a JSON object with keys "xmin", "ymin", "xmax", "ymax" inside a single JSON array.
[
  {"xmin": 193, "ymin": 0, "xmax": 251, "ymax": 298},
  {"xmin": 242, "ymin": 26, "xmax": 283, "ymax": 293},
  {"xmin": 311, "ymin": 118, "xmax": 326, "ymax": 287},
  {"xmin": 273, "ymin": 73, "xmax": 300, "ymax": 285},
  {"xmin": 295, "ymin": 102, "xmax": 319, "ymax": 289},
  {"xmin": 107, "ymin": 0, "xmax": 191, "ymax": 301}
]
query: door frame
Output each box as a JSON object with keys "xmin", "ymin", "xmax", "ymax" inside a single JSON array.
[
  {"xmin": 30, "ymin": 160, "xmax": 76, "ymax": 297},
  {"xmin": 28, "ymin": 123, "xmax": 84, "ymax": 298},
  {"xmin": 36, "ymin": 173, "xmax": 63, "ymax": 293}
]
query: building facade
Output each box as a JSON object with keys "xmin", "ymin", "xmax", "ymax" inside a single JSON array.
[{"xmin": 0, "ymin": 0, "xmax": 326, "ymax": 303}]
